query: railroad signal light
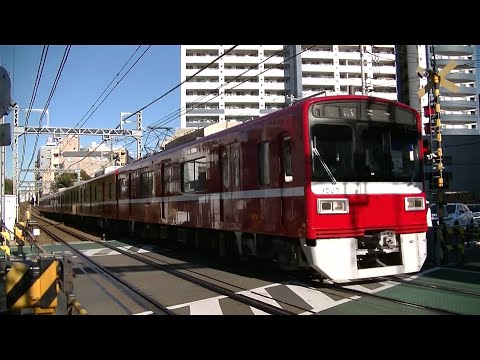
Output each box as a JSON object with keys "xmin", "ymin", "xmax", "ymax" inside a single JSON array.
[
  {"xmin": 423, "ymin": 105, "xmax": 435, "ymax": 118},
  {"xmin": 423, "ymin": 139, "xmax": 432, "ymax": 158},
  {"xmin": 437, "ymin": 177, "xmax": 444, "ymax": 188},
  {"xmin": 423, "ymin": 122, "xmax": 434, "ymax": 135}
]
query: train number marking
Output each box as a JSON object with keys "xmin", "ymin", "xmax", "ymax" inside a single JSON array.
[{"xmin": 319, "ymin": 186, "xmax": 341, "ymax": 194}]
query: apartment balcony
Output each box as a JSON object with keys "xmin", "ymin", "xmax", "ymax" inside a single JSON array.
[
  {"xmin": 367, "ymin": 92, "xmax": 397, "ymax": 101},
  {"xmin": 302, "ymin": 77, "xmax": 336, "ymax": 86},
  {"xmin": 263, "ymin": 82, "xmax": 286, "ymax": 90},
  {"xmin": 371, "ymin": 79, "xmax": 397, "ymax": 87},
  {"xmin": 302, "ymin": 64, "xmax": 335, "ymax": 72},
  {"xmin": 261, "ymin": 45, "xmax": 284, "ymax": 51},
  {"xmin": 337, "ymin": 78, "xmax": 363, "ymax": 87},
  {"xmin": 223, "ymin": 55, "xmax": 260, "ymax": 64},
  {"xmin": 440, "ymin": 114, "xmax": 478, "ymax": 124},
  {"xmin": 185, "ymin": 108, "xmax": 225, "ymax": 115},
  {"xmin": 445, "ymin": 72, "xmax": 476, "ymax": 83},
  {"xmin": 222, "ymin": 95, "xmax": 261, "ymax": 103},
  {"xmin": 224, "ymin": 108, "xmax": 260, "ymax": 116},
  {"xmin": 301, "ymin": 51, "xmax": 335, "ymax": 59},
  {"xmin": 337, "ymin": 52, "xmax": 361, "ymax": 60},
  {"xmin": 434, "ymin": 45, "xmax": 475, "ymax": 57},
  {"xmin": 439, "ymin": 99, "xmax": 478, "ymax": 112},
  {"xmin": 371, "ymin": 53, "xmax": 396, "ymax": 61},
  {"xmin": 436, "ymin": 59, "xmax": 475, "ymax": 70},
  {"xmin": 183, "ymin": 55, "xmax": 220, "ymax": 64},
  {"xmin": 263, "ymin": 56, "xmax": 286, "ymax": 64},
  {"xmin": 338, "ymin": 65, "xmax": 362, "ymax": 73},
  {"xmin": 185, "ymin": 94, "xmax": 219, "ymax": 102},
  {"xmin": 263, "ymin": 95, "xmax": 286, "ymax": 102},
  {"xmin": 185, "ymin": 68, "xmax": 219, "ymax": 77},
  {"xmin": 261, "ymin": 67, "xmax": 285, "ymax": 77},
  {"xmin": 371, "ymin": 65, "xmax": 397, "ymax": 74},
  {"xmin": 440, "ymin": 85, "xmax": 477, "ymax": 97},
  {"xmin": 224, "ymin": 82, "xmax": 263, "ymax": 91},
  {"xmin": 185, "ymin": 81, "xmax": 221, "ymax": 89},
  {"xmin": 222, "ymin": 68, "xmax": 260, "ymax": 78},
  {"xmin": 441, "ymin": 128, "xmax": 480, "ymax": 135}
]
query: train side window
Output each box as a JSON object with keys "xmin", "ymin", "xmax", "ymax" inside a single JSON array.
[
  {"xmin": 258, "ymin": 141, "xmax": 270, "ymax": 185},
  {"xmin": 140, "ymin": 171, "xmax": 154, "ymax": 197},
  {"xmin": 181, "ymin": 157, "xmax": 207, "ymax": 192},
  {"xmin": 220, "ymin": 148, "xmax": 230, "ymax": 188},
  {"xmin": 232, "ymin": 146, "xmax": 240, "ymax": 189},
  {"xmin": 172, "ymin": 164, "xmax": 180, "ymax": 194},
  {"xmin": 282, "ymin": 136, "xmax": 293, "ymax": 183}
]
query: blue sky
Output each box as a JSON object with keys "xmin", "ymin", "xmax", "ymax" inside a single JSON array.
[{"xmin": 0, "ymin": 45, "xmax": 181, "ymax": 182}]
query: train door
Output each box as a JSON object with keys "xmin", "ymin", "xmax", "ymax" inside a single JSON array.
[
  {"xmin": 220, "ymin": 143, "xmax": 240, "ymax": 224},
  {"xmin": 220, "ymin": 146, "xmax": 231, "ymax": 223},
  {"xmin": 100, "ymin": 181, "xmax": 104, "ymax": 216},
  {"xmin": 128, "ymin": 172, "xmax": 133, "ymax": 220},
  {"xmin": 280, "ymin": 135, "xmax": 293, "ymax": 225},
  {"xmin": 115, "ymin": 174, "xmax": 120, "ymax": 220},
  {"xmin": 161, "ymin": 162, "xmax": 168, "ymax": 220}
]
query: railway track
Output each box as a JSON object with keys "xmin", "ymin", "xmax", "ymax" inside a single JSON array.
[
  {"xmin": 34, "ymin": 214, "xmax": 308, "ymax": 315},
  {"xmin": 318, "ymin": 281, "xmax": 460, "ymax": 315},
  {"xmin": 31, "ymin": 211, "xmax": 478, "ymax": 316},
  {"xmin": 378, "ymin": 274, "xmax": 480, "ymax": 298}
]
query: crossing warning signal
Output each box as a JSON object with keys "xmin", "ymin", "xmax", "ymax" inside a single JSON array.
[{"xmin": 417, "ymin": 60, "xmax": 460, "ymax": 98}]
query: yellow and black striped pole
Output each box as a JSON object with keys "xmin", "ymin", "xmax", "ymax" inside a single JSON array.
[
  {"xmin": 5, "ymin": 257, "xmax": 59, "ymax": 314},
  {"xmin": 431, "ymin": 72, "xmax": 443, "ymax": 188}
]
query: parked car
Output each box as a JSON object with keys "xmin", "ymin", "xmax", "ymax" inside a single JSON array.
[
  {"xmin": 429, "ymin": 202, "xmax": 474, "ymax": 228},
  {"xmin": 466, "ymin": 203, "xmax": 480, "ymax": 227}
]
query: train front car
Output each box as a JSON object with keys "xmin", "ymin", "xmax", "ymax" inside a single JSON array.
[{"xmin": 300, "ymin": 96, "xmax": 427, "ymax": 282}]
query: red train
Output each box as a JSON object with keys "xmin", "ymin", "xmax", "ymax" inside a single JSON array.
[{"xmin": 39, "ymin": 95, "xmax": 428, "ymax": 282}]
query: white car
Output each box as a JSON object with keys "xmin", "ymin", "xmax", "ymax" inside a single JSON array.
[
  {"xmin": 430, "ymin": 202, "xmax": 474, "ymax": 228},
  {"xmin": 466, "ymin": 204, "xmax": 480, "ymax": 227}
]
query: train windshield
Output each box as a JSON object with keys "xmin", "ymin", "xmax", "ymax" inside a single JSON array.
[{"xmin": 311, "ymin": 122, "xmax": 421, "ymax": 183}]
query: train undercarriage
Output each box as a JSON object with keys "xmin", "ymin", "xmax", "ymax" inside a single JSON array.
[{"xmin": 43, "ymin": 212, "xmax": 426, "ymax": 282}]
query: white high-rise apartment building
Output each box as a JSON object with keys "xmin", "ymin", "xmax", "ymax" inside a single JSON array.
[{"xmin": 180, "ymin": 45, "xmax": 398, "ymax": 128}]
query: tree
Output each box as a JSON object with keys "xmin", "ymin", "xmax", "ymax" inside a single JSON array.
[
  {"xmin": 54, "ymin": 172, "xmax": 76, "ymax": 189},
  {"xmin": 4, "ymin": 178, "xmax": 13, "ymax": 194},
  {"xmin": 80, "ymin": 169, "xmax": 91, "ymax": 180}
]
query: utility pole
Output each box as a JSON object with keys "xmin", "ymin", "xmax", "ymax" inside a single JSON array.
[
  {"xmin": 418, "ymin": 46, "xmax": 459, "ymax": 224},
  {"xmin": 284, "ymin": 45, "xmax": 303, "ymax": 105},
  {"xmin": 1, "ymin": 115, "xmax": 5, "ymax": 224},
  {"xmin": 360, "ymin": 45, "xmax": 366, "ymax": 95},
  {"xmin": 429, "ymin": 47, "xmax": 445, "ymax": 190}
]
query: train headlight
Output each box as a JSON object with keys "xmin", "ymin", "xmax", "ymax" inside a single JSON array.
[
  {"xmin": 405, "ymin": 197, "xmax": 425, "ymax": 211},
  {"xmin": 317, "ymin": 199, "xmax": 349, "ymax": 214}
]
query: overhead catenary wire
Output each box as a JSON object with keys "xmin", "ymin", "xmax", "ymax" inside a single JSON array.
[
  {"xmin": 65, "ymin": 45, "xmax": 240, "ymax": 170},
  {"xmin": 59, "ymin": 45, "xmax": 149, "ymax": 154},
  {"xmin": 110, "ymin": 45, "xmax": 318, "ymax": 161},
  {"xmin": 149, "ymin": 45, "xmax": 317, "ymax": 133},
  {"xmin": 148, "ymin": 45, "xmax": 291, "ymax": 130},
  {"xmin": 73, "ymin": 45, "xmax": 291, "ymax": 171},
  {"xmin": 20, "ymin": 45, "xmax": 72, "ymax": 187},
  {"xmin": 119, "ymin": 45, "xmax": 240, "ymax": 125},
  {"xmin": 19, "ymin": 46, "xmax": 49, "ymax": 173}
]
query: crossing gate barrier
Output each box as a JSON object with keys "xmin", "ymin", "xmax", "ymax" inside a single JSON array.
[{"xmin": 3, "ymin": 256, "xmax": 60, "ymax": 314}]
